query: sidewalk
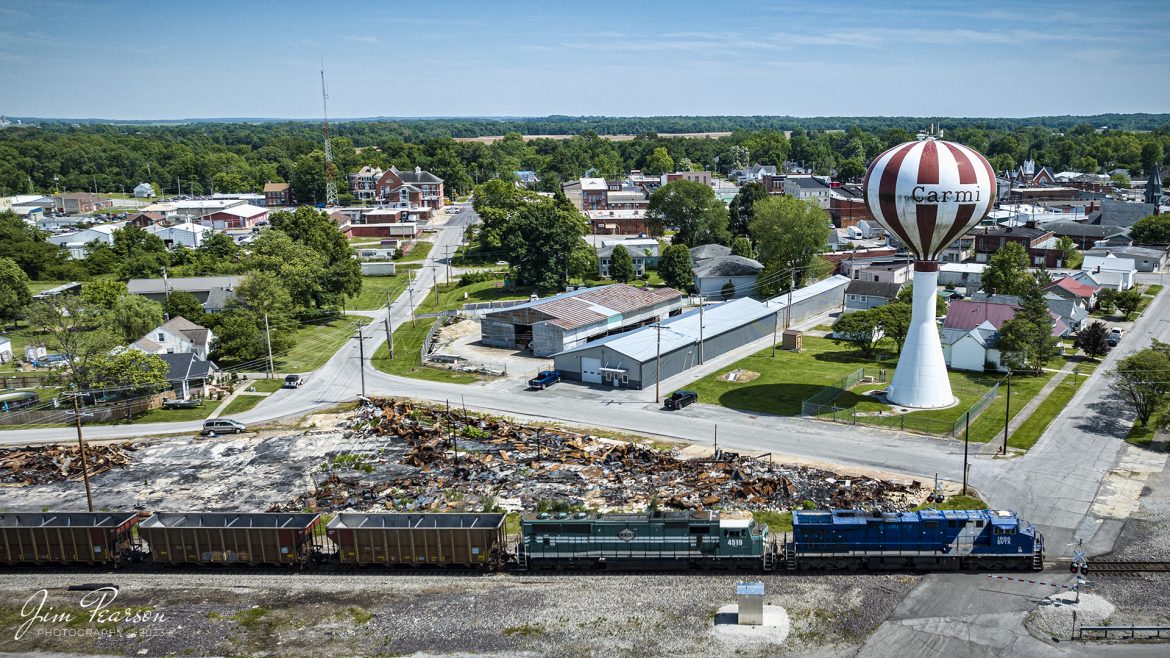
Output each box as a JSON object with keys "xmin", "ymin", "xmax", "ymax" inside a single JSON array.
[{"xmin": 978, "ymin": 359, "xmax": 1076, "ymax": 455}]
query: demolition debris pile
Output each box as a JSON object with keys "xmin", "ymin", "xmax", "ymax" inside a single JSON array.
[
  {"xmin": 271, "ymin": 400, "xmax": 923, "ymax": 514},
  {"xmin": 0, "ymin": 442, "xmax": 136, "ymax": 485}
]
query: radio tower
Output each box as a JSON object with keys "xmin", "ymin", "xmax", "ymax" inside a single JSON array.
[{"xmin": 320, "ymin": 64, "xmax": 339, "ymax": 207}]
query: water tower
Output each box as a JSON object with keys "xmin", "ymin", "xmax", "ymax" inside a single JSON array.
[{"xmin": 862, "ymin": 138, "xmax": 997, "ymax": 408}]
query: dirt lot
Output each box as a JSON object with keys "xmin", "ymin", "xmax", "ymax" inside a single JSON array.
[{"xmin": 0, "ymin": 571, "xmax": 919, "ymax": 657}]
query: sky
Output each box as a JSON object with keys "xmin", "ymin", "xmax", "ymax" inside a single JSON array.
[{"xmin": 1, "ymin": 0, "xmax": 1168, "ymax": 120}]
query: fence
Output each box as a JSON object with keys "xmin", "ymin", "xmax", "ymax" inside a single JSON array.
[
  {"xmin": 419, "ymin": 311, "xmax": 507, "ymax": 377},
  {"xmin": 801, "ymin": 369, "xmax": 1001, "ymax": 439},
  {"xmin": 0, "ymin": 394, "xmax": 164, "ymax": 427},
  {"xmin": 0, "ymin": 374, "xmax": 61, "ymax": 389}
]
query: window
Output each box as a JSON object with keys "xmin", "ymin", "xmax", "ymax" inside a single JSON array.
[{"xmin": 158, "ymin": 333, "xmax": 165, "ymax": 341}]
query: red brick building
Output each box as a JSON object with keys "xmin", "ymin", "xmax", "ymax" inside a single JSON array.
[
  {"xmin": 973, "ymin": 225, "xmax": 1066, "ymax": 268},
  {"xmin": 262, "ymin": 182, "xmax": 292, "ymax": 207},
  {"xmin": 375, "ymin": 166, "xmax": 444, "ymax": 210}
]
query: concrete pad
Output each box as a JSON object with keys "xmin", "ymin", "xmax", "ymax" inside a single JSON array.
[
  {"xmin": 711, "ymin": 603, "xmax": 790, "ymax": 646},
  {"xmin": 888, "ymin": 573, "xmax": 1066, "ymax": 622}
]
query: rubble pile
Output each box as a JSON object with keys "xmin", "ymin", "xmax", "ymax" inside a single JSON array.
[
  {"xmin": 0, "ymin": 442, "xmax": 136, "ymax": 485},
  {"xmin": 270, "ymin": 400, "xmax": 922, "ymax": 514}
]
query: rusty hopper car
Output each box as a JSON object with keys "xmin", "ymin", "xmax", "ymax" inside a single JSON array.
[
  {"xmin": 0, "ymin": 512, "xmax": 141, "ymax": 565},
  {"xmin": 327, "ymin": 513, "xmax": 506, "ymax": 567},
  {"xmin": 138, "ymin": 513, "xmax": 321, "ymax": 566}
]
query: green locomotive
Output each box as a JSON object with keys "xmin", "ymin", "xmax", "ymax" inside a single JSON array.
[{"xmin": 519, "ymin": 509, "xmax": 775, "ymax": 570}]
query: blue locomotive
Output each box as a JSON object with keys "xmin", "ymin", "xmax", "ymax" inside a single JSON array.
[{"xmin": 785, "ymin": 508, "xmax": 1043, "ymax": 571}]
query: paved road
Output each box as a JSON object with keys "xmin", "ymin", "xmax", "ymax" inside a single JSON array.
[{"xmin": 3, "ymin": 206, "xmax": 1166, "ymax": 562}]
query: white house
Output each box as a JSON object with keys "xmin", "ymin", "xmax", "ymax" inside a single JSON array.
[
  {"xmin": 133, "ymin": 182, "xmax": 155, "ymax": 198},
  {"xmin": 938, "ymin": 263, "xmax": 986, "ymax": 290},
  {"xmin": 11, "ymin": 205, "xmax": 45, "ymax": 224},
  {"xmin": 130, "ymin": 316, "xmax": 214, "ymax": 359},
  {"xmin": 146, "ymin": 221, "xmax": 212, "ymax": 248},
  {"xmin": 46, "ymin": 222, "xmax": 124, "ymax": 259},
  {"xmin": 0, "ymin": 336, "xmax": 12, "ymax": 364},
  {"xmin": 942, "ymin": 322, "xmax": 1002, "ymax": 372},
  {"xmin": 1080, "ymin": 254, "xmax": 1137, "ymax": 290}
]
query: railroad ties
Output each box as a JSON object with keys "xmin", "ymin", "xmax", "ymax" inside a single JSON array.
[{"xmin": 1086, "ymin": 561, "xmax": 1170, "ymax": 576}]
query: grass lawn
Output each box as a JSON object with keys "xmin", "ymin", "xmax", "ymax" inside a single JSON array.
[
  {"xmin": 1008, "ymin": 363, "xmax": 1098, "ymax": 450},
  {"xmin": 346, "ymin": 274, "xmax": 411, "ymax": 310},
  {"xmin": 417, "ymin": 278, "xmax": 529, "ymax": 315},
  {"xmin": 1126, "ymin": 422, "xmax": 1159, "ymax": 448},
  {"xmin": 1144, "ymin": 284, "xmax": 1163, "ymax": 297},
  {"xmin": 219, "ymin": 314, "xmax": 372, "ymax": 374},
  {"xmin": 220, "ymin": 394, "xmax": 265, "ymax": 416},
  {"xmin": 689, "ymin": 336, "xmax": 1072, "ymax": 441},
  {"xmin": 242, "ymin": 378, "xmax": 285, "ymax": 393},
  {"xmin": 370, "ymin": 322, "xmax": 481, "ymax": 385},
  {"xmin": 115, "ymin": 403, "xmax": 214, "ymax": 425},
  {"xmin": 27, "ymin": 280, "xmax": 74, "ymax": 295},
  {"xmin": 399, "ymin": 241, "xmax": 434, "ymax": 262},
  {"xmin": 688, "ymin": 336, "xmax": 900, "ymax": 416}
]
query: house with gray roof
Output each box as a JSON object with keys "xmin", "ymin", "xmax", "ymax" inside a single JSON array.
[
  {"xmin": 692, "ymin": 253, "xmax": 765, "ymax": 300},
  {"xmin": 1085, "ymin": 246, "xmax": 1168, "ymax": 273},
  {"xmin": 844, "ymin": 280, "xmax": 906, "ymax": 312},
  {"xmin": 160, "ymin": 352, "xmax": 219, "ymax": 400},
  {"xmin": 130, "ymin": 316, "xmax": 214, "ymax": 359},
  {"xmin": 127, "ymin": 276, "xmax": 242, "ymax": 312},
  {"xmin": 942, "ymin": 322, "xmax": 1003, "ymax": 372},
  {"xmin": 1044, "ymin": 220, "xmax": 1131, "ymax": 249}
]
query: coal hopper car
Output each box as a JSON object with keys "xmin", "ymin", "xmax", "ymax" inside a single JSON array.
[
  {"xmin": 0, "ymin": 512, "xmax": 141, "ymax": 566},
  {"xmin": 137, "ymin": 512, "xmax": 322, "ymax": 566},
  {"xmin": 327, "ymin": 512, "xmax": 507, "ymax": 568}
]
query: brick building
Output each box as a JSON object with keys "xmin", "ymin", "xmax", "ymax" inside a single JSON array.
[
  {"xmin": 375, "ymin": 166, "xmax": 444, "ymax": 210},
  {"xmin": 262, "ymin": 182, "xmax": 292, "ymax": 207}
]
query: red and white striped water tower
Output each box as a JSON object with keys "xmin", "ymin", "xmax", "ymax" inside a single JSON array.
[{"xmin": 862, "ymin": 138, "xmax": 997, "ymax": 408}]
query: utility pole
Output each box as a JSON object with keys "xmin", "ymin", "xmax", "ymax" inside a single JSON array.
[
  {"xmin": 263, "ymin": 313, "xmax": 275, "ymax": 379},
  {"xmin": 785, "ymin": 270, "xmax": 795, "ymax": 329},
  {"xmin": 353, "ymin": 324, "xmax": 369, "ymax": 397},
  {"xmin": 654, "ymin": 323, "xmax": 662, "ymax": 404},
  {"xmin": 444, "ymin": 245, "xmax": 453, "ymax": 284},
  {"xmin": 771, "ymin": 308, "xmax": 780, "ymax": 357},
  {"xmin": 67, "ymin": 394, "xmax": 94, "ymax": 512},
  {"xmin": 431, "ymin": 262, "xmax": 440, "ymax": 304},
  {"xmin": 384, "ymin": 290, "xmax": 394, "ymax": 360},
  {"xmin": 1001, "ymin": 369, "xmax": 1012, "ymax": 455},
  {"xmin": 962, "ymin": 411, "xmax": 970, "ymax": 496},
  {"xmin": 407, "ymin": 270, "xmax": 417, "ymax": 326},
  {"xmin": 714, "ymin": 423, "xmax": 718, "ymax": 458},
  {"xmin": 698, "ymin": 297, "xmax": 705, "ymax": 365}
]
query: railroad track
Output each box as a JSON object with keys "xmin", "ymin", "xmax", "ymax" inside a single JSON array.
[{"xmin": 1085, "ymin": 561, "xmax": 1170, "ymax": 575}]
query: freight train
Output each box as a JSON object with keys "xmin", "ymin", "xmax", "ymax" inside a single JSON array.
[{"xmin": 0, "ymin": 507, "xmax": 1044, "ymax": 573}]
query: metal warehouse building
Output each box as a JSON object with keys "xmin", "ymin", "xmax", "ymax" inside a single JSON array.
[
  {"xmin": 480, "ymin": 284, "xmax": 685, "ymax": 357},
  {"xmin": 551, "ymin": 275, "xmax": 849, "ymax": 389}
]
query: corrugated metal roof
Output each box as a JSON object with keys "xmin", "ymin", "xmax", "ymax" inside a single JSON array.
[
  {"xmin": 488, "ymin": 284, "xmax": 683, "ymax": 331},
  {"xmin": 555, "ymin": 297, "xmax": 776, "ymax": 363}
]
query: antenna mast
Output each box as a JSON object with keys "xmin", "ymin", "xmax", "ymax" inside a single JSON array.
[{"xmin": 320, "ymin": 64, "xmax": 339, "ymax": 207}]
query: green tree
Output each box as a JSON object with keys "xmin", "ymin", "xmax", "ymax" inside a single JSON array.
[
  {"xmin": 106, "ymin": 294, "xmax": 164, "ymax": 342},
  {"xmin": 89, "ymin": 350, "xmax": 168, "ymax": 392},
  {"xmin": 644, "ymin": 147, "xmax": 674, "ymax": 175},
  {"xmin": 1075, "ymin": 320, "xmax": 1111, "ymax": 360},
  {"xmin": 80, "ymin": 279, "xmax": 126, "ymax": 311},
  {"xmin": 211, "ymin": 310, "xmax": 268, "ymax": 364},
  {"xmin": 831, "ymin": 309, "xmax": 883, "ymax": 357},
  {"xmin": 1114, "ymin": 288, "xmax": 1143, "ymax": 317},
  {"xmin": 163, "ymin": 290, "xmax": 206, "ymax": 325},
  {"xmin": 1130, "ymin": 214, "xmax": 1170, "ymax": 244},
  {"xmin": 645, "ymin": 180, "xmax": 730, "ymax": 247},
  {"xmin": 231, "ymin": 270, "xmax": 296, "ymax": 332},
  {"xmin": 836, "ymin": 157, "xmax": 866, "ymax": 181},
  {"xmin": 246, "ymin": 230, "xmax": 326, "ymax": 311},
  {"xmin": 895, "ymin": 284, "xmax": 948, "ymax": 317},
  {"xmin": 997, "ymin": 286, "xmax": 1058, "ymax": 372},
  {"xmin": 0, "ymin": 256, "xmax": 32, "ymax": 326},
  {"xmin": 1110, "ymin": 347, "xmax": 1170, "ymax": 427},
  {"xmin": 749, "ymin": 195, "xmax": 830, "ymax": 288},
  {"xmin": 874, "ymin": 302, "xmax": 912, "ymax": 353},
  {"xmin": 501, "ymin": 196, "xmax": 589, "ymax": 292},
  {"xmin": 658, "ymin": 244, "xmax": 694, "ymax": 292},
  {"xmin": 981, "ymin": 242, "xmax": 1032, "ymax": 296},
  {"xmin": 1054, "ymin": 236, "xmax": 1082, "ymax": 268},
  {"xmin": 609, "ymin": 244, "xmax": 633, "ymax": 283},
  {"xmin": 730, "ymin": 236, "xmax": 754, "ymax": 259},
  {"xmin": 83, "ymin": 242, "xmax": 120, "ymax": 276},
  {"xmin": 1096, "ymin": 288, "xmax": 1118, "ymax": 313},
  {"xmin": 0, "ymin": 211, "xmax": 73, "ymax": 280},
  {"xmin": 727, "ymin": 181, "xmax": 768, "ymax": 237},
  {"xmin": 1110, "ymin": 172, "xmax": 1132, "ymax": 188},
  {"xmin": 25, "ymin": 296, "xmax": 119, "ymax": 390}
]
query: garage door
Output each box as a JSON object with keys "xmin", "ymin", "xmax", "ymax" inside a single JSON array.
[{"xmin": 581, "ymin": 357, "xmax": 602, "ymax": 384}]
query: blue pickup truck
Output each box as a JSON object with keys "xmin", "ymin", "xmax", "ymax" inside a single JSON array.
[{"xmin": 527, "ymin": 370, "xmax": 562, "ymax": 390}]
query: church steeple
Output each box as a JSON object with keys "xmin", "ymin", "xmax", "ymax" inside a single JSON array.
[{"xmin": 1147, "ymin": 164, "xmax": 1163, "ymax": 205}]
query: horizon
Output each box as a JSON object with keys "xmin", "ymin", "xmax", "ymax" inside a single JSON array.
[{"xmin": 2, "ymin": 0, "xmax": 1167, "ymax": 120}]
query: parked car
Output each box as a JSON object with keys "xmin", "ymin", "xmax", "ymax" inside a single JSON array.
[
  {"xmin": 163, "ymin": 398, "xmax": 203, "ymax": 409},
  {"xmin": 527, "ymin": 370, "xmax": 562, "ymax": 390},
  {"xmin": 202, "ymin": 419, "xmax": 247, "ymax": 435},
  {"xmin": 664, "ymin": 390, "xmax": 698, "ymax": 410},
  {"xmin": 495, "ymin": 260, "xmax": 509, "ymax": 266},
  {"xmin": 1107, "ymin": 327, "xmax": 1124, "ymax": 346},
  {"xmin": 283, "ymin": 374, "xmax": 304, "ymax": 389}
]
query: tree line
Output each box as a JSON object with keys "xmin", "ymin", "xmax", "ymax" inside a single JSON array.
[{"xmin": 2, "ymin": 119, "xmax": 1168, "ymax": 201}]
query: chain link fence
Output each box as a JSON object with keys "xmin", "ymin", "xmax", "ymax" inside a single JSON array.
[{"xmin": 802, "ymin": 368, "xmax": 1001, "ymax": 438}]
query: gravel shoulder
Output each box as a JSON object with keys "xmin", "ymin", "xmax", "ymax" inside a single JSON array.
[{"xmin": 0, "ymin": 571, "xmax": 919, "ymax": 656}]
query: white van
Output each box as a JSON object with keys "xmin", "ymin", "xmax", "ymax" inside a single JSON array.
[{"xmin": 201, "ymin": 419, "xmax": 247, "ymax": 435}]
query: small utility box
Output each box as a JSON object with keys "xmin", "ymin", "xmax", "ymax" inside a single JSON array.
[
  {"xmin": 736, "ymin": 581, "xmax": 764, "ymax": 625},
  {"xmin": 782, "ymin": 329, "xmax": 803, "ymax": 351}
]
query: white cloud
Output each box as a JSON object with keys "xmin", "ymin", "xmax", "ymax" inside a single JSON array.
[{"xmin": 345, "ymin": 35, "xmax": 378, "ymax": 44}]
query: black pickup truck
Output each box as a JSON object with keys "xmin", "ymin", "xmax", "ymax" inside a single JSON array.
[{"xmin": 664, "ymin": 390, "xmax": 698, "ymax": 410}]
